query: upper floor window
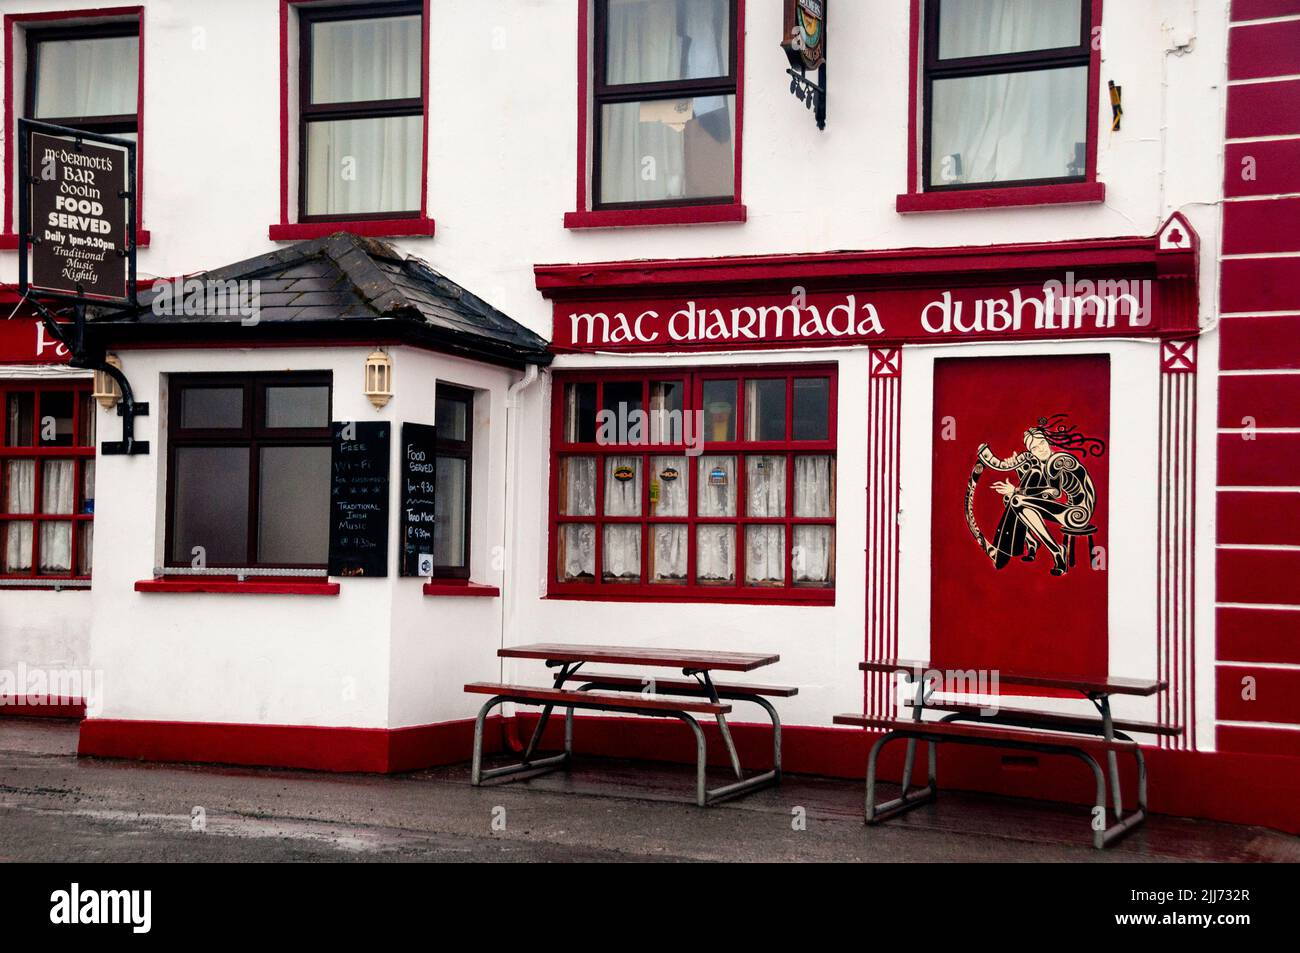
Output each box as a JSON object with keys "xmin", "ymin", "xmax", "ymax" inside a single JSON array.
[
  {"xmin": 25, "ymin": 22, "xmax": 139, "ymax": 142},
  {"xmin": 299, "ymin": 2, "xmax": 424, "ymax": 221},
  {"xmin": 593, "ymin": 0, "xmax": 739, "ymax": 209},
  {"xmin": 166, "ymin": 374, "xmax": 332, "ymax": 570},
  {"xmin": 924, "ymin": 0, "xmax": 1092, "ymax": 190},
  {"xmin": 1, "ymin": 383, "xmax": 96, "ymax": 582}
]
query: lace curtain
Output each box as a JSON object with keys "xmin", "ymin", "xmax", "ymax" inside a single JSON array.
[
  {"xmin": 33, "ymin": 35, "xmax": 138, "ymax": 119},
  {"xmin": 3, "ymin": 460, "xmax": 75, "ymax": 573}
]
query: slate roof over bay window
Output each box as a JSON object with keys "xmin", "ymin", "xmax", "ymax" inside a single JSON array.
[{"xmin": 87, "ymin": 232, "xmax": 550, "ymax": 368}]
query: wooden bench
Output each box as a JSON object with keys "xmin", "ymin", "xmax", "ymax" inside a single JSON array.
[
  {"xmin": 838, "ymin": 659, "xmax": 1176, "ymax": 848},
  {"xmin": 466, "ymin": 645, "xmax": 790, "ymax": 807}
]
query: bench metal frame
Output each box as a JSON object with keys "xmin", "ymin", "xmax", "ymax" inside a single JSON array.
[
  {"xmin": 863, "ymin": 673, "xmax": 1148, "ymax": 849},
  {"xmin": 470, "ymin": 661, "xmax": 783, "ymax": 807}
]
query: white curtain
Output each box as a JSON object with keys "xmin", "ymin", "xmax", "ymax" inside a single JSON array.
[
  {"xmin": 305, "ymin": 15, "xmax": 422, "ymax": 215},
  {"xmin": 39, "ymin": 460, "xmax": 75, "ymax": 573},
  {"xmin": 746, "ymin": 456, "xmax": 786, "ymax": 517},
  {"xmin": 696, "ymin": 525, "xmax": 734, "ymax": 584},
  {"xmin": 33, "ymin": 35, "xmax": 138, "ymax": 119},
  {"xmin": 794, "ymin": 456, "xmax": 834, "ymax": 517},
  {"xmin": 560, "ymin": 524, "xmax": 595, "ymax": 580},
  {"xmin": 794, "ymin": 526, "xmax": 833, "ymax": 585},
  {"xmin": 697, "ymin": 455, "xmax": 735, "ymax": 517},
  {"xmin": 746, "ymin": 526, "xmax": 785, "ymax": 585},
  {"xmin": 561, "ymin": 457, "xmax": 596, "ymax": 516},
  {"xmin": 558, "ymin": 456, "xmax": 596, "ymax": 581},
  {"xmin": 603, "ymin": 525, "xmax": 641, "ymax": 581},
  {"xmin": 602, "ymin": 456, "xmax": 641, "ymax": 581},
  {"xmin": 4, "ymin": 461, "xmax": 34, "ymax": 572},
  {"xmin": 601, "ymin": 0, "xmax": 734, "ymax": 203},
  {"xmin": 649, "ymin": 455, "xmax": 687, "ymax": 583},
  {"xmin": 930, "ymin": 0, "xmax": 1086, "ymax": 186}
]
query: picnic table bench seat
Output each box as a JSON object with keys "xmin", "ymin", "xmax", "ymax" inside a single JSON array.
[
  {"xmin": 555, "ymin": 671, "xmax": 799, "ymax": 698},
  {"xmin": 901, "ymin": 700, "xmax": 1181, "ymax": 737},
  {"xmin": 464, "ymin": 682, "xmax": 732, "ymax": 715},
  {"xmin": 832, "ymin": 714, "xmax": 1139, "ymax": 752}
]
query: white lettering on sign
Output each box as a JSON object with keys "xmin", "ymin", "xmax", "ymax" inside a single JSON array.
[{"xmin": 34, "ymin": 322, "xmax": 70, "ymax": 359}]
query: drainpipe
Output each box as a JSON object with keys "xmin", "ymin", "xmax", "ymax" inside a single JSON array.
[{"xmin": 499, "ymin": 362, "xmax": 541, "ymax": 752}]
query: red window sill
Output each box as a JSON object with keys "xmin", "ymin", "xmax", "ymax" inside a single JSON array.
[
  {"xmin": 268, "ymin": 217, "xmax": 436, "ymax": 242},
  {"xmin": 546, "ymin": 589, "xmax": 834, "ymax": 607},
  {"xmin": 564, "ymin": 204, "xmax": 747, "ymax": 230},
  {"xmin": 895, "ymin": 182, "xmax": 1105, "ymax": 213},
  {"xmin": 1, "ymin": 229, "xmax": 151, "ymax": 249},
  {"xmin": 423, "ymin": 581, "xmax": 500, "ymax": 598},
  {"xmin": 135, "ymin": 576, "xmax": 339, "ymax": 595}
]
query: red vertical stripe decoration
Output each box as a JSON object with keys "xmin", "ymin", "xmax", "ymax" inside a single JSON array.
[
  {"xmin": 866, "ymin": 349, "xmax": 902, "ymax": 719},
  {"xmin": 1159, "ymin": 340, "xmax": 1198, "ymax": 750}
]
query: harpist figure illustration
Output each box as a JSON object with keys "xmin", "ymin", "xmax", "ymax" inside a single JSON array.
[{"xmin": 965, "ymin": 415, "xmax": 1106, "ymax": 576}]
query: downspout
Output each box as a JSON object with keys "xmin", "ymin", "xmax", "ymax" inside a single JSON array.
[{"xmin": 498, "ymin": 362, "xmax": 541, "ymax": 752}]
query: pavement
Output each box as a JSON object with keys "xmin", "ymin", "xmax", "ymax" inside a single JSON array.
[{"xmin": 1, "ymin": 717, "xmax": 1297, "ymax": 862}]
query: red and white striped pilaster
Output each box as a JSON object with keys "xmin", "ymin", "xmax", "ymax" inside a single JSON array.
[{"xmin": 865, "ymin": 348, "xmax": 902, "ymax": 719}]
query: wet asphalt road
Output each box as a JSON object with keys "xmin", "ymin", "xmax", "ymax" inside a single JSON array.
[{"xmin": 2, "ymin": 718, "xmax": 1297, "ymax": 863}]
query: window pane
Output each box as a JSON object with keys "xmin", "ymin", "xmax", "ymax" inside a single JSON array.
[
  {"xmin": 435, "ymin": 393, "xmax": 468, "ymax": 442},
  {"xmin": 696, "ymin": 524, "xmax": 735, "ymax": 585},
  {"xmin": 698, "ymin": 455, "xmax": 736, "ymax": 517},
  {"xmin": 649, "ymin": 380, "xmax": 684, "ymax": 443},
  {"xmin": 180, "ymin": 387, "xmax": 243, "ymax": 429},
  {"xmin": 793, "ymin": 378, "xmax": 830, "ymax": 440},
  {"xmin": 794, "ymin": 456, "xmax": 835, "ymax": 518},
  {"xmin": 599, "ymin": 95, "xmax": 735, "ymax": 204},
  {"xmin": 82, "ymin": 461, "xmax": 95, "ymax": 514},
  {"xmin": 746, "ymin": 455, "xmax": 786, "ymax": 517},
  {"xmin": 41, "ymin": 460, "xmax": 75, "ymax": 514},
  {"xmin": 605, "ymin": 0, "xmax": 730, "ymax": 84},
  {"xmin": 559, "ymin": 456, "xmax": 597, "ymax": 516},
  {"xmin": 434, "ymin": 456, "xmax": 468, "ymax": 568},
  {"xmin": 39, "ymin": 522, "xmax": 72, "ymax": 573},
  {"xmin": 305, "ymin": 116, "xmax": 423, "ymax": 216},
  {"xmin": 702, "ymin": 380, "xmax": 736, "ymax": 441},
  {"xmin": 601, "ymin": 381, "xmax": 643, "ymax": 439},
  {"xmin": 938, "ymin": 0, "xmax": 1082, "ymax": 59},
  {"xmin": 4, "ymin": 461, "xmax": 34, "ymax": 513},
  {"xmin": 605, "ymin": 455, "xmax": 642, "ymax": 516},
  {"xmin": 649, "ymin": 524, "xmax": 687, "ymax": 584},
  {"xmin": 794, "ymin": 526, "xmax": 834, "ymax": 586},
  {"xmin": 649, "ymin": 455, "xmax": 688, "ymax": 517},
  {"xmin": 2, "ymin": 522, "xmax": 32, "ymax": 572},
  {"xmin": 38, "ymin": 392, "xmax": 74, "ymax": 447},
  {"xmin": 171, "ymin": 447, "xmax": 250, "ymax": 564},
  {"xmin": 745, "ymin": 379, "xmax": 785, "ymax": 441},
  {"xmin": 930, "ymin": 67, "xmax": 1087, "ymax": 187},
  {"xmin": 34, "ymin": 35, "xmax": 138, "ymax": 119},
  {"xmin": 310, "ymin": 15, "xmax": 421, "ymax": 104},
  {"xmin": 78, "ymin": 522, "xmax": 94, "ymax": 576},
  {"xmin": 78, "ymin": 393, "xmax": 96, "ymax": 447},
  {"xmin": 745, "ymin": 525, "xmax": 785, "ymax": 586},
  {"xmin": 603, "ymin": 524, "xmax": 641, "ymax": 583},
  {"xmin": 558, "ymin": 523, "xmax": 596, "ymax": 581},
  {"xmin": 6, "ymin": 393, "xmax": 34, "ymax": 446},
  {"xmin": 257, "ymin": 446, "xmax": 330, "ymax": 565},
  {"xmin": 265, "ymin": 386, "xmax": 330, "ymax": 429},
  {"xmin": 565, "ymin": 383, "xmax": 598, "ymax": 443}
]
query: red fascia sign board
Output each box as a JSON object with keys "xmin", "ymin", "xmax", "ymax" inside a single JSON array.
[
  {"xmin": 0, "ymin": 317, "xmax": 73, "ymax": 365},
  {"xmin": 537, "ymin": 217, "xmax": 1199, "ymax": 354}
]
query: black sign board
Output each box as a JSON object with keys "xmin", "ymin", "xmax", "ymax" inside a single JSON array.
[
  {"xmin": 399, "ymin": 423, "xmax": 439, "ymax": 577},
  {"xmin": 18, "ymin": 120, "xmax": 136, "ymax": 306},
  {"xmin": 327, "ymin": 421, "xmax": 391, "ymax": 578}
]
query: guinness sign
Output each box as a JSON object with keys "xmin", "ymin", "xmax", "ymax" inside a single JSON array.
[{"xmin": 783, "ymin": 0, "xmax": 825, "ymax": 71}]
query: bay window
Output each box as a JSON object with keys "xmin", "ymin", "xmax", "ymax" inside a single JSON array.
[
  {"xmin": 432, "ymin": 384, "xmax": 473, "ymax": 579},
  {"xmin": 299, "ymin": 2, "xmax": 424, "ymax": 220},
  {"xmin": 593, "ymin": 0, "xmax": 739, "ymax": 208},
  {"xmin": 166, "ymin": 374, "xmax": 332, "ymax": 570},
  {"xmin": 551, "ymin": 367, "xmax": 836, "ymax": 603},
  {"xmin": 924, "ymin": 0, "xmax": 1092, "ymax": 190},
  {"xmin": 1, "ymin": 383, "xmax": 96, "ymax": 582}
]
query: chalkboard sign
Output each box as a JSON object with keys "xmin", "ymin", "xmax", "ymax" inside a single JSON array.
[
  {"xmin": 400, "ymin": 422, "xmax": 438, "ymax": 577},
  {"xmin": 327, "ymin": 421, "xmax": 391, "ymax": 578}
]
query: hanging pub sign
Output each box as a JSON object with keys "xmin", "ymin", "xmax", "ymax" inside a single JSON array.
[
  {"xmin": 782, "ymin": 0, "xmax": 827, "ymax": 129},
  {"xmin": 17, "ymin": 119, "xmax": 137, "ymax": 307}
]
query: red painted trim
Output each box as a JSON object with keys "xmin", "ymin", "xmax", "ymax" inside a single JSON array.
[
  {"xmin": 422, "ymin": 581, "xmax": 500, "ymax": 597},
  {"xmin": 1217, "ymin": 725, "xmax": 1300, "ymax": 759},
  {"xmin": 570, "ymin": 0, "xmax": 746, "ymax": 224},
  {"xmin": 79, "ymin": 714, "xmax": 504, "ymax": 774},
  {"xmin": 1217, "ymin": 605, "xmax": 1300, "ymax": 665},
  {"xmin": 3, "ymin": 7, "xmax": 146, "ymax": 239},
  {"xmin": 1228, "ymin": 17, "xmax": 1300, "ymax": 81},
  {"xmin": 564, "ymin": 204, "xmax": 747, "ymax": 229},
  {"xmin": 1232, "ymin": 0, "xmax": 1300, "ymax": 20},
  {"xmin": 134, "ymin": 576, "xmax": 341, "ymax": 595},
  {"xmin": 896, "ymin": 181, "xmax": 1106, "ymax": 213},
  {"xmin": 275, "ymin": 0, "xmax": 432, "ymax": 233},
  {"xmin": 268, "ymin": 217, "xmax": 435, "ymax": 242},
  {"xmin": 899, "ymin": 0, "xmax": 1104, "ymax": 210},
  {"xmin": 1, "ymin": 697, "xmax": 86, "ymax": 719},
  {"xmin": 515, "ymin": 713, "xmax": 1300, "ymax": 834},
  {"xmin": 1217, "ymin": 663, "xmax": 1300, "ymax": 724}
]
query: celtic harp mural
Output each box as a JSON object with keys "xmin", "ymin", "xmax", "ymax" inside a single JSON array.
[{"xmin": 964, "ymin": 415, "xmax": 1107, "ymax": 577}]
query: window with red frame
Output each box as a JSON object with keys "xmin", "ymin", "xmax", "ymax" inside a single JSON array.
[
  {"xmin": 1, "ymin": 384, "xmax": 96, "ymax": 581},
  {"xmin": 923, "ymin": 0, "xmax": 1092, "ymax": 191},
  {"xmin": 550, "ymin": 367, "xmax": 836, "ymax": 603},
  {"xmin": 592, "ymin": 0, "xmax": 739, "ymax": 209}
]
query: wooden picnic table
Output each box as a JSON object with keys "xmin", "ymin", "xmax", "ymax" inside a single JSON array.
[
  {"xmin": 836, "ymin": 658, "xmax": 1179, "ymax": 848},
  {"xmin": 466, "ymin": 643, "xmax": 795, "ymax": 806}
]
